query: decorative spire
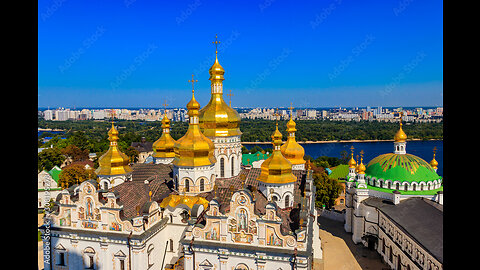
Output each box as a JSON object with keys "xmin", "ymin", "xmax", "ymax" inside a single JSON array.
[
  {"xmin": 430, "ymin": 146, "xmax": 438, "ymax": 171},
  {"xmin": 348, "ymin": 146, "xmax": 357, "ymax": 169},
  {"xmin": 212, "ymin": 34, "xmax": 220, "ymax": 57},
  {"xmin": 227, "ymin": 89, "xmax": 234, "ymax": 107},
  {"xmin": 394, "ymin": 112, "xmax": 407, "ymax": 143},
  {"xmin": 357, "ymin": 150, "xmax": 366, "ymax": 174}
]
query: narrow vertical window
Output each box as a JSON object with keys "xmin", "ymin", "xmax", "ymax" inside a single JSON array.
[
  {"xmin": 169, "ymin": 239, "xmax": 174, "ymax": 252},
  {"xmin": 200, "ymin": 178, "xmax": 204, "ymax": 192},
  {"xmin": 185, "ymin": 179, "xmax": 190, "ymax": 192},
  {"xmin": 285, "ymin": 195, "xmax": 290, "ymax": 208},
  {"xmin": 231, "ymin": 156, "xmax": 235, "ymax": 177},
  {"xmin": 220, "ymin": 158, "xmax": 225, "ymax": 178}
]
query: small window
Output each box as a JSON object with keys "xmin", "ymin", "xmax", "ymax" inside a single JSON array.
[
  {"xmin": 231, "ymin": 156, "xmax": 235, "ymax": 177},
  {"xmin": 395, "ymin": 183, "xmax": 399, "ymax": 190},
  {"xmin": 169, "ymin": 239, "xmax": 174, "ymax": 252},
  {"xmin": 404, "ymin": 183, "xmax": 408, "ymax": 191},
  {"xmin": 340, "ymin": 199, "xmax": 344, "ymax": 204},
  {"xmin": 120, "ymin": 259, "xmax": 125, "ymax": 270},
  {"xmin": 87, "ymin": 256, "xmax": 94, "ymax": 269},
  {"xmin": 58, "ymin": 252, "xmax": 65, "ymax": 266},
  {"xmin": 220, "ymin": 158, "xmax": 225, "ymax": 178},
  {"xmin": 200, "ymin": 178, "xmax": 204, "ymax": 192},
  {"xmin": 285, "ymin": 195, "xmax": 290, "ymax": 208},
  {"xmin": 185, "ymin": 179, "xmax": 190, "ymax": 192}
]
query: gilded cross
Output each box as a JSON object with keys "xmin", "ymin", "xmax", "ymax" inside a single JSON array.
[
  {"xmin": 274, "ymin": 108, "xmax": 281, "ymax": 125},
  {"xmin": 227, "ymin": 90, "xmax": 234, "ymax": 106},
  {"xmin": 188, "ymin": 74, "xmax": 198, "ymax": 93},
  {"xmin": 288, "ymin": 103, "xmax": 294, "ymax": 117},
  {"xmin": 110, "ymin": 109, "xmax": 116, "ymax": 124},
  {"xmin": 163, "ymin": 99, "xmax": 169, "ymax": 115},
  {"xmin": 212, "ymin": 34, "xmax": 220, "ymax": 55}
]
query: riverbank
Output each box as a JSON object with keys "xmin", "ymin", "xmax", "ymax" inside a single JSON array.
[{"xmin": 241, "ymin": 138, "xmax": 441, "ymax": 144}]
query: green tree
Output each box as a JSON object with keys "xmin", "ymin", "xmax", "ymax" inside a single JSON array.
[
  {"xmin": 313, "ymin": 171, "xmax": 342, "ymax": 209},
  {"xmin": 38, "ymin": 147, "xmax": 66, "ymax": 172},
  {"xmin": 61, "ymin": 144, "xmax": 89, "ymax": 162},
  {"xmin": 124, "ymin": 146, "xmax": 140, "ymax": 163},
  {"xmin": 58, "ymin": 164, "xmax": 97, "ymax": 188}
]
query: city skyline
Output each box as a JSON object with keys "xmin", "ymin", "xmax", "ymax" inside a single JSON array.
[{"xmin": 38, "ymin": 0, "xmax": 443, "ymax": 108}]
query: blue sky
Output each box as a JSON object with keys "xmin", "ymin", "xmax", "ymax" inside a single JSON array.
[{"xmin": 38, "ymin": 0, "xmax": 443, "ymax": 108}]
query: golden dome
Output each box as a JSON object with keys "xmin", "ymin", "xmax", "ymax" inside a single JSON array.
[
  {"xmin": 280, "ymin": 116, "xmax": 305, "ymax": 165},
  {"xmin": 257, "ymin": 124, "xmax": 296, "ymax": 184},
  {"xmin": 95, "ymin": 123, "xmax": 132, "ymax": 176},
  {"xmin": 152, "ymin": 113, "xmax": 177, "ymax": 158},
  {"xmin": 173, "ymin": 90, "xmax": 216, "ymax": 167},
  {"xmin": 159, "ymin": 194, "xmax": 209, "ymax": 210},
  {"xmin": 348, "ymin": 154, "xmax": 357, "ymax": 169},
  {"xmin": 394, "ymin": 115, "xmax": 407, "ymax": 142},
  {"xmin": 209, "ymin": 55, "xmax": 225, "ymax": 83},
  {"xmin": 357, "ymin": 156, "xmax": 366, "ymax": 174},
  {"xmin": 198, "ymin": 54, "xmax": 242, "ymax": 137},
  {"xmin": 430, "ymin": 149, "xmax": 438, "ymax": 170}
]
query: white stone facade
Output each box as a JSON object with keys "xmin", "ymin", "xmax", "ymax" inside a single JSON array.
[
  {"xmin": 257, "ymin": 181, "xmax": 295, "ymax": 209},
  {"xmin": 173, "ymin": 164, "xmax": 216, "ymax": 195},
  {"xmin": 210, "ymin": 135, "xmax": 242, "ymax": 178}
]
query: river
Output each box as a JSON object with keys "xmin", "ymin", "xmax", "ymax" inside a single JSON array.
[{"xmin": 243, "ymin": 140, "xmax": 443, "ymax": 176}]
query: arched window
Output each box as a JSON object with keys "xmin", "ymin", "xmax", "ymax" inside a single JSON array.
[
  {"xmin": 420, "ymin": 184, "xmax": 424, "ymax": 191},
  {"xmin": 84, "ymin": 247, "xmax": 95, "ymax": 269},
  {"xmin": 395, "ymin": 183, "xmax": 399, "ymax": 190},
  {"xmin": 147, "ymin": 244, "xmax": 154, "ymax": 267},
  {"xmin": 412, "ymin": 183, "xmax": 416, "ymax": 191},
  {"xmin": 272, "ymin": 195, "xmax": 278, "ymax": 202},
  {"xmin": 404, "ymin": 183, "xmax": 408, "ymax": 191},
  {"xmin": 389, "ymin": 246, "xmax": 393, "ymax": 262},
  {"xmin": 103, "ymin": 181, "xmax": 108, "ymax": 190},
  {"xmin": 220, "ymin": 158, "xmax": 225, "ymax": 178},
  {"xmin": 380, "ymin": 180, "xmax": 383, "ymax": 188},
  {"xmin": 231, "ymin": 156, "xmax": 235, "ymax": 177},
  {"xmin": 200, "ymin": 178, "xmax": 204, "ymax": 192},
  {"xmin": 169, "ymin": 239, "xmax": 174, "ymax": 252},
  {"xmin": 285, "ymin": 195, "xmax": 290, "ymax": 208},
  {"xmin": 387, "ymin": 181, "xmax": 391, "ymax": 189},
  {"xmin": 427, "ymin": 183, "xmax": 431, "ymax": 190},
  {"xmin": 175, "ymin": 177, "xmax": 178, "ymax": 190},
  {"xmin": 185, "ymin": 179, "xmax": 190, "ymax": 192}
]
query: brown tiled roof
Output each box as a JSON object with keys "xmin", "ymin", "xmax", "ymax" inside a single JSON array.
[
  {"xmin": 131, "ymin": 141, "xmax": 153, "ymax": 153},
  {"xmin": 131, "ymin": 163, "xmax": 173, "ymax": 182}
]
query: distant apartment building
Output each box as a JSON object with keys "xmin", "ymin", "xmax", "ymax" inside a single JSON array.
[{"xmin": 44, "ymin": 110, "xmax": 54, "ymax": 120}]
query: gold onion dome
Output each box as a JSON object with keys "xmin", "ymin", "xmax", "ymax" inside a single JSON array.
[
  {"xmin": 430, "ymin": 149, "xmax": 438, "ymax": 170},
  {"xmin": 280, "ymin": 116, "xmax": 306, "ymax": 165},
  {"xmin": 257, "ymin": 124, "xmax": 296, "ymax": 184},
  {"xmin": 394, "ymin": 116, "xmax": 407, "ymax": 142},
  {"xmin": 173, "ymin": 89, "xmax": 216, "ymax": 167},
  {"xmin": 348, "ymin": 153, "xmax": 357, "ymax": 168},
  {"xmin": 95, "ymin": 123, "xmax": 132, "ymax": 176},
  {"xmin": 198, "ymin": 48, "xmax": 241, "ymax": 137},
  {"xmin": 357, "ymin": 156, "xmax": 366, "ymax": 174},
  {"xmin": 152, "ymin": 113, "xmax": 176, "ymax": 158}
]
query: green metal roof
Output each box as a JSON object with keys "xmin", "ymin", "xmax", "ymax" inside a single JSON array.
[
  {"xmin": 242, "ymin": 151, "xmax": 271, "ymax": 166},
  {"xmin": 48, "ymin": 167, "xmax": 62, "ymax": 183},
  {"xmin": 365, "ymin": 153, "xmax": 441, "ymax": 183},
  {"xmin": 328, "ymin": 164, "xmax": 349, "ymax": 180}
]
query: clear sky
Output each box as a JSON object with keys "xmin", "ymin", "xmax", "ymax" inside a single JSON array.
[{"xmin": 38, "ymin": 0, "xmax": 443, "ymax": 108}]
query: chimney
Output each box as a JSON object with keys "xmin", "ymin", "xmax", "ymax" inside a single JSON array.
[{"xmin": 392, "ymin": 190, "xmax": 401, "ymax": 205}]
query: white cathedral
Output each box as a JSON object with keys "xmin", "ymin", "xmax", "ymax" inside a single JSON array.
[{"xmin": 39, "ymin": 38, "xmax": 322, "ymax": 270}]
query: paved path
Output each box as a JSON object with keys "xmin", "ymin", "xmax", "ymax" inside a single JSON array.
[{"xmin": 317, "ymin": 216, "xmax": 388, "ymax": 270}]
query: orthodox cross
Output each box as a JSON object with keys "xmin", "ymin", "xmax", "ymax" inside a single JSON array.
[
  {"xmin": 350, "ymin": 145, "xmax": 355, "ymax": 158},
  {"xmin": 360, "ymin": 150, "xmax": 364, "ymax": 163},
  {"xmin": 432, "ymin": 146, "xmax": 437, "ymax": 157},
  {"xmin": 212, "ymin": 34, "xmax": 220, "ymax": 55},
  {"xmin": 110, "ymin": 109, "xmax": 116, "ymax": 124},
  {"xmin": 188, "ymin": 74, "xmax": 198, "ymax": 94},
  {"xmin": 288, "ymin": 102, "xmax": 294, "ymax": 117},
  {"xmin": 227, "ymin": 89, "xmax": 234, "ymax": 106},
  {"xmin": 240, "ymin": 174, "xmax": 246, "ymax": 189},
  {"xmin": 163, "ymin": 100, "xmax": 169, "ymax": 114},
  {"xmin": 274, "ymin": 108, "xmax": 281, "ymax": 126}
]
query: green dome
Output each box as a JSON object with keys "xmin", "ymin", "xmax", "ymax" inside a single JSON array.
[{"xmin": 365, "ymin": 153, "xmax": 440, "ymax": 183}]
